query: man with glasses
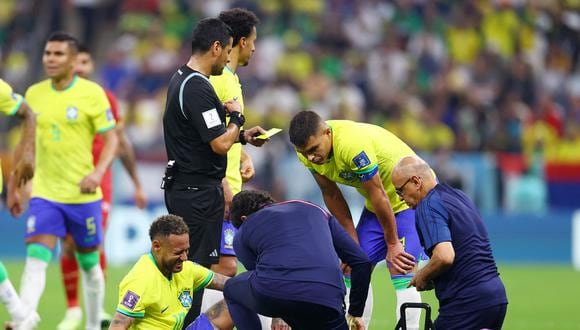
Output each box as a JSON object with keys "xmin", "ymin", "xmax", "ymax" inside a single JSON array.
[
  {"xmin": 392, "ymin": 156, "xmax": 507, "ymax": 330},
  {"xmin": 289, "ymin": 111, "xmax": 426, "ymax": 329}
]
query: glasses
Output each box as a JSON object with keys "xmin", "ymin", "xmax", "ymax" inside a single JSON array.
[{"xmin": 395, "ymin": 177, "xmax": 416, "ymax": 196}]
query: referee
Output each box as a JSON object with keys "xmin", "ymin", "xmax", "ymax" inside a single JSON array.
[{"xmin": 162, "ymin": 17, "xmax": 267, "ymax": 328}]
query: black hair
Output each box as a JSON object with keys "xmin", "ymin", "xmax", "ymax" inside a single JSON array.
[
  {"xmin": 191, "ymin": 17, "xmax": 233, "ymax": 54},
  {"xmin": 47, "ymin": 31, "xmax": 79, "ymax": 53},
  {"xmin": 289, "ymin": 110, "xmax": 324, "ymax": 147},
  {"xmin": 230, "ymin": 190, "xmax": 275, "ymax": 228},
  {"xmin": 149, "ymin": 214, "xmax": 189, "ymax": 241},
  {"xmin": 77, "ymin": 43, "xmax": 90, "ymax": 54},
  {"xmin": 218, "ymin": 8, "xmax": 259, "ymax": 47}
]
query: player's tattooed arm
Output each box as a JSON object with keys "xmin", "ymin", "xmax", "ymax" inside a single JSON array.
[
  {"xmin": 207, "ymin": 273, "xmax": 230, "ymax": 291},
  {"xmin": 108, "ymin": 312, "xmax": 135, "ymax": 329},
  {"xmin": 205, "ymin": 299, "xmax": 235, "ymax": 329}
]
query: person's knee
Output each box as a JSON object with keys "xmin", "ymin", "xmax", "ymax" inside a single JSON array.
[{"xmin": 61, "ymin": 235, "xmax": 76, "ymax": 258}]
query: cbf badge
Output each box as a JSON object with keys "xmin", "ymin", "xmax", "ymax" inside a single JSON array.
[
  {"xmin": 66, "ymin": 106, "xmax": 78, "ymax": 120},
  {"xmin": 224, "ymin": 228, "xmax": 235, "ymax": 249},
  {"xmin": 178, "ymin": 289, "xmax": 192, "ymax": 308}
]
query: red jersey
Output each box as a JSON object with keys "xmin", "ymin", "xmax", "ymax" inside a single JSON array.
[{"xmin": 93, "ymin": 89, "xmax": 120, "ymax": 204}]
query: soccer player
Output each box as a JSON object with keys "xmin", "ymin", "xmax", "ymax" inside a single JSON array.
[
  {"xmin": 162, "ymin": 18, "xmax": 266, "ymax": 327},
  {"xmin": 108, "ymin": 214, "xmax": 229, "ymax": 329},
  {"xmin": 0, "ymin": 78, "xmax": 39, "ymax": 329},
  {"xmin": 57, "ymin": 44, "xmax": 148, "ymax": 329},
  {"xmin": 202, "ymin": 6, "xmax": 259, "ymax": 312},
  {"xmin": 17, "ymin": 31, "xmax": 118, "ymax": 330},
  {"xmin": 392, "ymin": 156, "xmax": 508, "ymax": 329},
  {"xmin": 289, "ymin": 111, "xmax": 425, "ymax": 329}
]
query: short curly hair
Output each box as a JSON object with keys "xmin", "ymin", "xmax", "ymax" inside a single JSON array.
[
  {"xmin": 289, "ymin": 110, "xmax": 324, "ymax": 147},
  {"xmin": 149, "ymin": 214, "xmax": 189, "ymax": 241},
  {"xmin": 230, "ymin": 190, "xmax": 275, "ymax": 228},
  {"xmin": 219, "ymin": 8, "xmax": 260, "ymax": 47}
]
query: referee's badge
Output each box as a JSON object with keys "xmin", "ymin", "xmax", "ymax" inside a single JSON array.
[
  {"xmin": 66, "ymin": 106, "xmax": 78, "ymax": 120},
  {"xmin": 202, "ymin": 108, "xmax": 221, "ymax": 128},
  {"xmin": 178, "ymin": 289, "xmax": 192, "ymax": 308}
]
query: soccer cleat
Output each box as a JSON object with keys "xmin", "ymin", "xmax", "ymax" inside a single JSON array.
[
  {"xmin": 4, "ymin": 311, "xmax": 41, "ymax": 330},
  {"xmin": 56, "ymin": 307, "xmax": 82, "ymax": 330},
  {"xmin": 100, "ymin": 311, "xmax": 112, "ymax": 329}
]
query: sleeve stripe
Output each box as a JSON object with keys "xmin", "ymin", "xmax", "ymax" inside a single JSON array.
[
  {"xmin": 96, "ymin": 123, "xmax": 116, "ymax": 134},
  {"xmin": 353, "ymin": 164, "xmax": 378, "ymax": 175},
  {"xmin": 194, "ymin": 271, "xmax": 214, "ymax": 292},
  {"xmin": 179, "ymin": 72, "xmax": 211, "ymax": 120},
  {"xmin": 7, "ymin": 95, "xmax": 23, "ymax": 116},
  {"xmin": 116, "ymin": 308, "xmax": 145, "ymax": 318}
]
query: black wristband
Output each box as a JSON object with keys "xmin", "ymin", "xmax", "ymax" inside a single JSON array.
[
  {"xmin": 229, "ymin": 111, "xmax": 245, "ymax": 128},
  {"xmin": 238, "ymin": 130, "xmax": 247, "ymax": 145}
]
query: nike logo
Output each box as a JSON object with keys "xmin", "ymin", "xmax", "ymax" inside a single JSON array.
[{"xmin": 161, "ymin": 306, "xmax": 169, "ymax": 313}]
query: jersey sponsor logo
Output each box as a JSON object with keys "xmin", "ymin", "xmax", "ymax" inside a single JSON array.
[
  {"xmin": 339, "ymin": 171, "xmax": 357, "ymax": 182},
  {"xmin": 209, "ymin": 249, "xmax": 218, "ymax": 257},
  {"xmin": 106, "ymin": 108, "xmax": 114, "ymax": 121},
  {"xmin": 224, "ymin": 228, "xmax": 235, "ymax": 248},
  {"xmin": 353, "ymin": 151, "xmax": 371, "ymax": 169},
  {"xmin": 121, "ymin": 290, "xmax": 140, "ymax": 310},
  {"xmin": 202, "ymin": 108, "xmax": 221, "ymax": 129},
  {"xmin": 178, "ymin": 289, "xmax": 192, "ymax": 308},
  {"xmin": 66, "ymin": 106, "xmax": 78, "ymax": 121}
]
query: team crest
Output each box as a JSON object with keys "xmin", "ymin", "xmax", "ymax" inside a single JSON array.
[
  {"xmin": 339, "ymin": 171, "xmax": 357, "ymax": 182},
  {"xmin": 224, "ymin": 228, "xmax": 235, "ymax": 248},
  {"xmin": 178, "ymin": 289, "xmax": 192, "ymax": 308},
  {"xmin": 353, "ymin": 151, "xmax": 371, "ymax": 169},
  {"xmin": 66, "ymin": 106, "xmax": 78, "ymax": 120},
  {"xmin": 26, "ymin": 215, "xmax": 36, "ymax": 234}
]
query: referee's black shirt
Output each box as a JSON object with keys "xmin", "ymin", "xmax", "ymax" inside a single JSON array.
[{"xmin": 163, "ymin": 65, "xmax": 227, "ymax": 182}]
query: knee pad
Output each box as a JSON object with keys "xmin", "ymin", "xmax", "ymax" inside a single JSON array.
[
  {"xmin": 75, "ymin": 250, "xmax": 100, "ymax": 271},
  {"xmin": 27, "ymin": 243, "xmax": 53, "ymax": 263}
]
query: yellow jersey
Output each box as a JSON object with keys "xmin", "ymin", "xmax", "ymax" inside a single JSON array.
[
  {"xmin": 209, "ymin": 66, "xmax": 244, "ymax": 194},
  {"xmin": 297, "ymin": 120, "xmax": 416, "ymax": 214},
  {"xmin": 0, "ymin": 79, "xmax": 25, "ymax": 193},
  {"xmin": 116, "ymin": 254, "xmax": 214, "ymax": 330},
  {"xmin": 25, "ymin": 76, "xmax": 115, "ymax": 203}
]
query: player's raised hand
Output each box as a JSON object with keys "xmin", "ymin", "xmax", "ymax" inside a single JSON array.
[
  {"xmin": 386, "ymin": 241, "xmax": 415, "ymax": 274},
  {"xmin": 79, "ymin": 171, "xmax": 102, "ymax": 194},
  {"xmin": 243, "ymin": 126, "xmax": 268, "ymax": 147}
]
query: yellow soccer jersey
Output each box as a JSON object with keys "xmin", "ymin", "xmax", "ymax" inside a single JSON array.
[
  {"xmin": 0, "ymin": 79, "xmax": 25, "ymax": 193},
  {"xmin": 210, "ymin": 66, "xmax": 244, "ymax": 194},
  {"xmin": 297, "ymin": 120, "xmax": 416, "ymax": 214},
  {"xmin": 25, "ymin": 76, "xmax": 116, "ymax": 204},
  {"xmin": 116, "ymin": 254, "xmax": 214, "ymax": 329}
]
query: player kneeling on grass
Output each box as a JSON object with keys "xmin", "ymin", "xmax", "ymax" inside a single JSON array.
[
  {"xmin": 187, "ymin": 190, "xmax": 372, "ymax": 330},
  {"xmin": 108, "ymin": 215, "xmax": 229, "ymax": 330}
]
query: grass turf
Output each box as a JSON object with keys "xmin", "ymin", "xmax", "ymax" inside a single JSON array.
[{"xmin": 0, "ymin": 262, "xmax": 578, "ymax": 329}]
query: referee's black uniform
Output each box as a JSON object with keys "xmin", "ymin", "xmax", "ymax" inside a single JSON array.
[{"xmin": 163, "ymin": 64, "xmax": 228, "ymax": 266}]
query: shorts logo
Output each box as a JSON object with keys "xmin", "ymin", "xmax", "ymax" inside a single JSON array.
[
  {"xmin": 224, "ymin": 228, "xmax": 235, "ymax": 248},
  {"xmin": 338, "ymin": 171, "xmax": 357, "ymax": 182},
  {"xmin": 202, "ymin": 108, "xmax": 221, "ymax": 129},
  {"xmin": 66, "ymin": 106, "xmax": 78, "ymax": 120},
  {"xmin": 353, "ymin": 151, "xmax": 371, "ymax": 169},
  {"xmin": 26, "ymin": 215, "xmax": 36, "ymax": 234},
  {"xmin": 178, "ymin": 289, "xmax": 192, "ymax": 308},
  {"xmin": 121, "ymin": 290, "xmax": 140, "ymax": 310}
]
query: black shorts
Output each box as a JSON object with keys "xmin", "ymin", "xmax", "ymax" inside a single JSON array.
[{"xmin": 164, "ymin": 182, "xmax": 224, "ymax": 265}]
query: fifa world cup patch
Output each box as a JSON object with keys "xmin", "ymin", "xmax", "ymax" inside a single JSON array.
[
  {"xmin": 353, "ymin": 151, "xmax": 371, "ymax": 169},
  {"xmin": 121, "ymin": 290, "xmax": 140, "ymax": 310},
  {"xmin": 106, "ymin": 108, "xmax": 114, "ymax": 121},
  {"xmin": 202, "ymin": 108, "xmax": 222, "ymax": 129}
]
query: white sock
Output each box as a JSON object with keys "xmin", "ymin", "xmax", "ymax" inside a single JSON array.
[
  {"xmin": 396, "ymin": 286, "xmax": 422, "ymax": 330},
  {"xmin": 19, "ymin": 257, "xmax": 48, "ymax": 312},
  {"xmin": 81, "ymin": 264, "xmax": 105, "ymax": 330},
  {"xmin": 0, "ymin": 279, "xmax": 27, "ymax": 321},
  {"xmin": 344, "ymin": 283, "xmax": 374, "ymax": 327}
]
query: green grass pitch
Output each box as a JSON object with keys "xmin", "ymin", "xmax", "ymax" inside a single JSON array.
[{"xmin": 0, "ymin": 262, "xmax": 579, "ymax": 329}]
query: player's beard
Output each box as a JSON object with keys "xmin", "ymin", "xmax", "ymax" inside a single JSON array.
[{"xmin": 211, "ymin": 62, "xmax": 225, "ymax": 75}]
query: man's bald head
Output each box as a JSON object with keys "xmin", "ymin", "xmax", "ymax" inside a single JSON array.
[
  {"xmin": 392, "ymin": 156, "xmax": 433, "ymax": 182},
  {"xmin": 392, "ymin": 155, "xmax": 437, "ymax": 209}
]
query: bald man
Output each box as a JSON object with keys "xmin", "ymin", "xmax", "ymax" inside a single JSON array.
[{"xmin": 392, "ymin": 156, "xmax": 508, "ymax": 330}]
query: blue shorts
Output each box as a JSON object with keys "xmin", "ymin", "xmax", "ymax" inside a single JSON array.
[
  {"xmin": 26, "ymin": 197, "xmax": 103, "ymax": 248},
  {"xmin": 220, "ymin": 220, "xmax": 238, "ymax": 256},
  {"xmin": 356, "ymin": 208, "xmax": 426, "ymax": 266}
]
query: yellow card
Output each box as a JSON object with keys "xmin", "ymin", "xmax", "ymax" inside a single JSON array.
[{"xmin": 255, "ymin": 128, "xmax": 282, "ymax": 140}]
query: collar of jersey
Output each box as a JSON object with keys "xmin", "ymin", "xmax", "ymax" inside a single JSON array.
[
  {"xmin": 327, "ymin": 122, "xmax": 334, "ymax": 161},
  {"xmin": 224, "ymin": 65, "xmax": 236, "ymax": 75},
  {"xmin": 51, "ymin": 75, "xmax": 78, "ymax": 92},
  {"xmin": 148, "ymin": 252, "xmax": 172, "ymax": 281}
]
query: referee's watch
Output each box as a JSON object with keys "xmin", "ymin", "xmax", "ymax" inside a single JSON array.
[{"xmin": 229, "ymin": 111, "xmax": 245, "ymax": 128}]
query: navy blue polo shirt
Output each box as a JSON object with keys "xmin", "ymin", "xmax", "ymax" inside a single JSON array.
[{"xmin": 415, "ymin": 183, "xmax": 508, "ymax": 316}]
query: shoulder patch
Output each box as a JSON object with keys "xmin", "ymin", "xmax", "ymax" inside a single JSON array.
[
  {"xmin": 106, "ymin": 108, "xmax": 114, "ymax": 121},
  {"xmin": 202, "ymin": 108, "xmax": 221, "ymax": 128},
  {"xmin": 353, "ymin": 151, "xmax": 371, "ymax": 169},
  {"xmin": 121, "ymin": 290, "xmax": 140, "ymax": 310}
]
